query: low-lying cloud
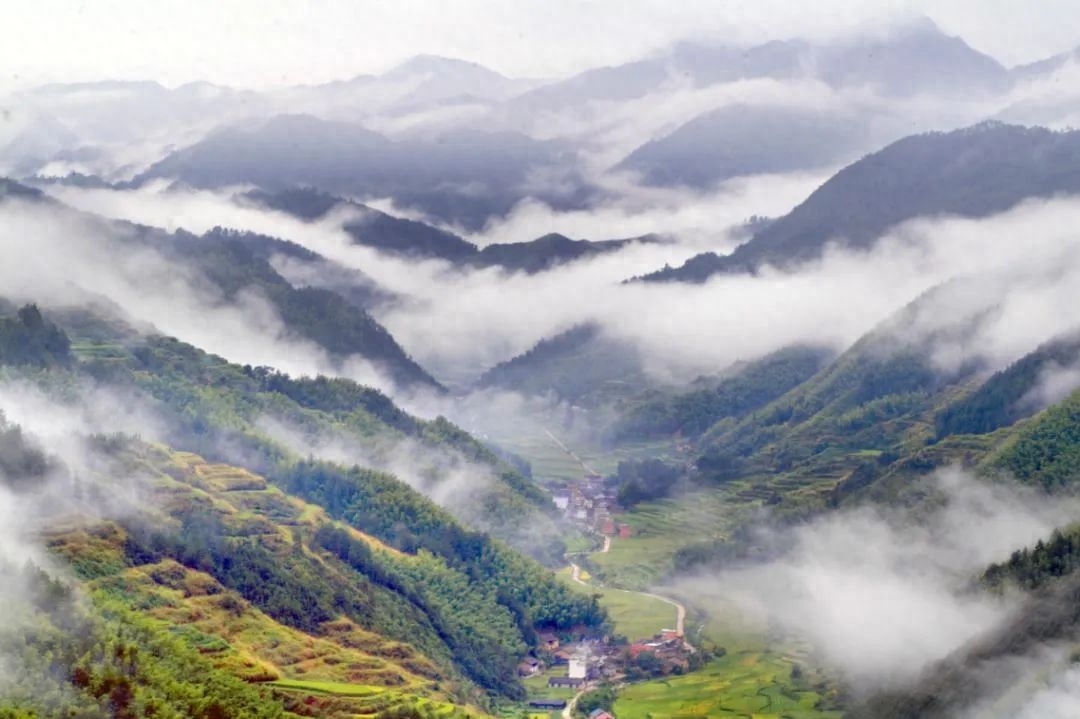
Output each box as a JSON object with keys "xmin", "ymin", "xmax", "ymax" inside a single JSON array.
[
  {"xmin": 37, "ymin": 170, "xmax": 1080, "ymax": 399},
  {"xmin": 676, "ymin": 468, "xmax": 1080, "ymax": 690},
  {"xmin": 0, "ymin": 196, "xmax": 396, "ymax": 389}
]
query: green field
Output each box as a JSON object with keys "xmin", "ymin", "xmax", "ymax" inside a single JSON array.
[
  {"xmin": 587, "ymin": 489, "xmax": 747, "ymax": 590},
  {"xmin": 561, "ymin": 570, "xmax": 678, "ymax": 639},
  {"xmin": 597, "ymin": 588, "xmax": 678, "ymax": 641},
  {"xmin": 505, "ymin": 426, "xmax": 845, "ymax": 718},
  {"xmin": 613, "ymin": 651, "xmax": 842, "ymax": 719},
  {"xmin": 557, "ymin": 567, "xmax": 676, "ymax": 641},
  {"xmin": 485, "ymin": 421, "xmax": 673, "ymax": 486}
]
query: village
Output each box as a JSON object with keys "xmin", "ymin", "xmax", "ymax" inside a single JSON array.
[
  {"xmin": 520, "ymin": 627, "xmax": 695, "ymax": 714},
  {"xmin": 519, "ymin": 474, "xmax": 697, "ymax": 716},
  {"xmin": 551, "ymin": 473, "xmax": 633, "ymax": 539}
]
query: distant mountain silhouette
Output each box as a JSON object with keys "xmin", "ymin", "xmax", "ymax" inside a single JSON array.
[{"xmin": 641, "ymin": 123, "xmax": 1080, "ymax": 282}]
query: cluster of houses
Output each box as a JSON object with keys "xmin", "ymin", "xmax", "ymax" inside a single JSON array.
[
  {"xmin": 552, "ymin": 475, "xmax": 631, "ymax": 537},
  {"xmin": 518, "ymin": 633, "xmax": 596, "ymax": 690},
  {"xmin": 626, "ymin": 629, "xmax": 692, "ymax": 672},
  {"xmin": 521, "ymin": 628, "xmax": 692, "ymax": 699}
]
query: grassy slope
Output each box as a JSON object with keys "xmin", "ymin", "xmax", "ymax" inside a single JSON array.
[{"xmin": 46, "ymin": 447, "xmax": 494, "ymax": 718}]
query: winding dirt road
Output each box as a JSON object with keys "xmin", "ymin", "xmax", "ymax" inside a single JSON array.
[
  {"xmin": 561, "ymin": 688, "xmax": 584, "ymax": 719},
  {"xmin": 568, "ymin": 534, "xmax": 689, "ymax": 642},
  {"xmin": 547, "ymin": 426, "xmax": 691, "ymax": 646}
]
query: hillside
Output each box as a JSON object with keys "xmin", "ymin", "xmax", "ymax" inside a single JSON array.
[
  {"xmin": 134, "ymin": 114, "xmax": 594, "ymax": 231},
  {"xmin": 164, "ymin": 228, "xmax": 441, "ymax": 390},
  {"xmin": 248, "ymin": 187, "xmax": 480, "ymax": 263},
  {"xmin": 476, "ymin": 323, "xmax": 647, "ymax": 404},
  {"xmin": 249, "ymin": 187, "xmax": 656, "ymax": 271},
  {"xmin": 0, "ymin": 303, "xmax": 608, "ymax": 716},
  {"xmin": 470, "ymin": 233, "xmax": 661, "ymax": 274},
  {"xmin": 610, "ymin": 345, "xmax": 834, "ymax": 441},
  {"xmin": 0, "ymin": 182, "xmax": 445, "ymax": 392},
  {"xmin": 847, "ymin": 397, "xmax": 1080, "ymax": 719},
  {"xmin": 210, "ymin": 226, "xmax": 396, "ymax": 310},
  {"xmin": 617, "ymin": 104, "xmax": 871, "ymax": 188},
  {"xmin": 642, "ymin": 123, "xmax": 1080, "ymax": 282}
]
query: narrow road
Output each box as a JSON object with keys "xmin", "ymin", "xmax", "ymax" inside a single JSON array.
[
  {"xmin": 562, "ymin": 688, "xmax": 586, "ymax": 719},
  {"xmin": 544, "ymin": 427, "xmax": 599, "ymax": 476},
  {"xmin": 569, "ymin": 535, "xmax": 608, "ymax": 585},
  {"xmin": 568, "ymin": 533, "xmax": 691, "ymax": 648},
  {"xmin": 637, "ymin": 590, "xmax": 687, "ymax": 638}
]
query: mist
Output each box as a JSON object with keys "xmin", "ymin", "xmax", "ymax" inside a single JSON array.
[
  {"xmin": 675, "ymin": 468, "xmax": 1080, "ymax": 690},
  {"xmin": 0, "ymin": 377, "xmax": 169, "ymax": 669},
  {"xmin": 0, "ymin": 196, "xmax": 398, "ymax": 390},
  {"xmin": 255, "ymin": 413, "xmax": 499, "ymax": 513},
  {"xmin": 38, "ymin": 173, "xmax": 1080, "ymax": 399},
  {"xmin": 253, "ymin": 411, "xmax": 564, "ymax": 557}
]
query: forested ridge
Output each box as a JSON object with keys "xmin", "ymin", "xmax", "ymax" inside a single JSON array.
[{"xmin": 0, "ymin": 304, "xmax": 605, "ymax": 717}]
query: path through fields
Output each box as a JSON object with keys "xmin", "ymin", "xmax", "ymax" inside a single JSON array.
[
  {"xmin": 569, "ymin": 534, "xmax": 689, "ymax": 644},
  {"xmin": 546, "ymin": 427, "xmax": 690, "ymax": 646},
  {"xmin": 543, "ymin": 427, "xmax": 599, "ymax": 476}
]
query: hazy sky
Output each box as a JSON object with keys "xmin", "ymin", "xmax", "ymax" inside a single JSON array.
[{"xmin": 2, "ymin": 0, "xmax": 1079, "ymax": 90}]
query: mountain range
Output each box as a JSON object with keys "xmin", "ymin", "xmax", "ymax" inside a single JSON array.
[{"xmin": 3, "ymin": 12, "xmax": 1080, "ymax": 719}]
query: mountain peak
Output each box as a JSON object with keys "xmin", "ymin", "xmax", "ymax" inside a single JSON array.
[
  {"xmin": 891, "ymin": 14, "xmax": 945, "ymax": 38},
  {"xmin": 385, "ymin": 54, "xmax": 508, "ymax": 80}
]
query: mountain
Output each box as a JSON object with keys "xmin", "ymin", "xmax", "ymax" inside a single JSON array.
[
  {"xmin": 248, "ymin": 187, "xmax": 480, "ymax": 263},
  {"xmin": 507, "ymin": 17, "xmax": 1006, "ymax": 118},
  {"xmin": 249, "ymin": 187, "xmax": 657, "ymax": 271},
  {"xmin": 477, "ymin": 323, "xmax": 646, "ymax": 404},
  {"xmin": 2, "ymin": 79, "xmax": 263, "ymax": 179},
  {"xmin": 502, "ymin": 58, "xmax": 675, "ymax": 115},
  {"xmin": 0, "ymin": 303, "xmax": 607, "ymax": 714},
  {"xmin": 471, "ymin": 232, "xmax": 661, "ymax": 273},
  {"xmin": 641, "ymin": 123, "xmax": 1080, "ymax": 282},
  {"xmin": 381, "ymin": 55, "xmax": 534, "ymax": 104},
  {"xmin": 0, "ymin": 182, "xmax": 443, "ymax": 391},
  {"xmin": 933, "ymin": 332, "xmax": 1080, "ymax": 440},
  {"xmin": 136, "ymin": 114, "xmax": 594, "ymax": 231},
  {"xmin": 610, "ymin": 345, "xmax": 835, "ymax": 441},
  {"xmin": 0, "ymin": 176, "xmax": 47, "ymax": 201},
  {"xmin": 162, "ymin": 229, "xmax": 443, "ymax": 391},
  {"xmin": 847, "ymin": 564, "xmax": 1080, "ymax": 719},
  {"xmin": 848, "ymin": 390, "xmax": 1080, "ymax": 718},
  {"xmin": 601, "ymin": 276, "xmax": 1038, "ymax": 498},
  {"xmin": 811, "ymin": 17, "xmax": 1009, "ymax": 96},
  {"xmin": 273, "ymin": 55, "xmax": 539, "ymax": 131},
  {"xmin": 203, "ymin": 225, "xmax": 396, "ymax": 310},
  {"xmin": 683, "ymin": 277, "xmax": 1020, "ymax": 488},
  {"xmin": 616, "ymin": 103, "xmax": 873, "ymax": 188},
  {"xmin": 1009, "ymin": 46, "xmax": 1080, "ymax": 81}
]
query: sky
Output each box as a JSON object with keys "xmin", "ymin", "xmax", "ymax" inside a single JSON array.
[{"xmin": 2, "ymin": 0, "xmax": 1079, "ymax": 91}]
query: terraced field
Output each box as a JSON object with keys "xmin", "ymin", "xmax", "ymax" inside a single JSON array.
[
  {"xmin": 269, "ymin": 679, "xmax": 481, "ymax": 718},
  {"xmin": 587, "ymin": 489, "xmax": 743, "ymax": 590},
  {"xmin": 46, "ymin": 449, "xmax": 487, "ymax": 717},
  {"xmin": 488, "ymin": 421, "xmax": 673, "ymax": 485},
  {"xmin": 614, "ymin": 649, "xmax": 841, "ymax": 719}
]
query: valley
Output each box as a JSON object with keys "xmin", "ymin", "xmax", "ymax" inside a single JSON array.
[{"xmin": 2, "ymin": 6, "xmax": 1080, "ymax": 718}]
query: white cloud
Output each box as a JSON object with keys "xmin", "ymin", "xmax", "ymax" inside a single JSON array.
[
  {"xmin": 1, "ymin": 1, "xmax": 1078, "ymax": 92},
  {"xmin": 677, "ymin": 469, "xmax": 1080, "ymax": 689}
]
